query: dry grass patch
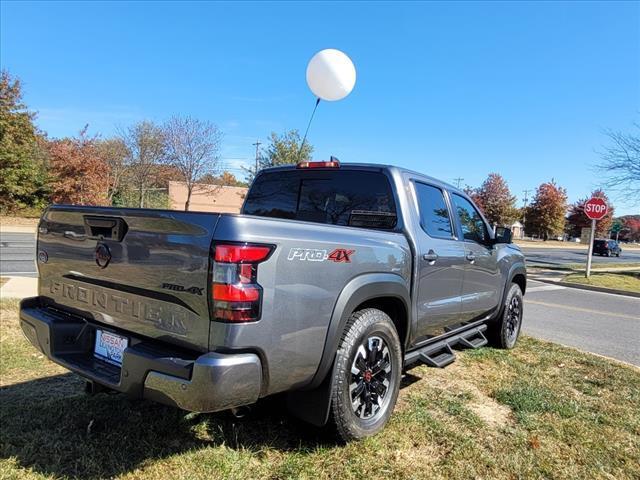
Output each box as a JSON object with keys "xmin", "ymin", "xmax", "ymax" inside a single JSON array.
[{"xmin": 1, "ymin": 300, "xmax": 639, "ymax": 479}]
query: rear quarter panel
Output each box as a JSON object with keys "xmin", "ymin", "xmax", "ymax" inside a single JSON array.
[{"xmin": 210, "ymin": 214, "xmax": 411, "ymax": 395}]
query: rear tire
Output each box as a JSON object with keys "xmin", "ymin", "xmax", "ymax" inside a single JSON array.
[
  {"xmin": 329, "ymin": 308, "xmax": 402, "ymax": 442},
  {"xmin": 488, "ymin": 283, "xmax": 523, "ymax": 349}
]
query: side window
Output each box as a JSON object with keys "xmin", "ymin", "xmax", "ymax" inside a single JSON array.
[
  {"xmin": 451, "ymin": 194, "xmax": 489, "ymax": 244},
  {"xmin": 243, "ymin": 172, "xmax": 299, "ymax": 219},
  {"xmin": 414, "ymin": 182, "xmax": 454, "ymax": 238}
]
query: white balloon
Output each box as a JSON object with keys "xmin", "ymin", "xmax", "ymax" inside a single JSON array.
[{"xmin": 306, "ymin": 49, "xmax": 356, "ymax": 101}]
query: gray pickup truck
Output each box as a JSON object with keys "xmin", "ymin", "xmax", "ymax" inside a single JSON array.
[{"xmin": 20, "ymin": 161, "xmax": 526, "ymax": 441}]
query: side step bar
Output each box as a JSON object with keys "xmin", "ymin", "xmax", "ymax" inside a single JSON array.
[
  {"xmin": 404, "ymin": 325, "xmax": 488, "ymax": 369},
  {"xmin": 458, "ymin": 330, "xmax": 488, "ymax": 349},
  {"xmin": 419, "ymin": 344, "xmax": 455, "ymax": 368}
]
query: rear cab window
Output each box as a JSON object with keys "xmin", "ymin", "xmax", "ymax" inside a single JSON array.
[{"xmin": 243, "ymin": 169, "xmax": 398, "ymax": 230}]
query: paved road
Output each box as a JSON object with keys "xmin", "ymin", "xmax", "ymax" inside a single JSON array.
[
  {"xmin": 523, "ymin": 279, "xmax": 640, "ymax": 366},
  {"xmin": 521, "ymin": 246, "xmax": 640, "ymax": 266},
  {"xmin": 0, "ymin": 233, "xmax": 37, "ymax": 277}
]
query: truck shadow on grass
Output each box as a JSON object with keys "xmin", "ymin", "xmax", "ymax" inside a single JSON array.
[{"xmin": 0, "ymin": 372, "xmax": 422, "ymax": 479}]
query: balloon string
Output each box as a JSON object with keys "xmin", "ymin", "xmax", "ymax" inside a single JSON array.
[{"xmin": 298, "ymin": 97, "xmax": 321, "ymax": 161}]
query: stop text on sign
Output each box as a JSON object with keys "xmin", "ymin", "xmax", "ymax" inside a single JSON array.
[{"xmin": 584, "ymin": 198, "xmax": 608, "ymax": 220}]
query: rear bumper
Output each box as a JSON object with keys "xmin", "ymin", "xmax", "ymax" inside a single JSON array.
[{"xmin": 19, "ymin": 297, "xmax": 262, "ymax": 412}]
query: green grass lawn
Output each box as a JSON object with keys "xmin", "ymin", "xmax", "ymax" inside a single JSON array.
[
  {"xmin": 1, "ymin": 299, "xmax": 639, "ymax": 479},
  {"xmin": 563, "ymin": 271, "xmax": 640, "ymax": 293}
]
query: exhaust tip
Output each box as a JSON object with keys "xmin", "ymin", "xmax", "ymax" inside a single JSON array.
[{"xmin": 230, "ymin": 406, "xmax": 251, "ymax": 419}]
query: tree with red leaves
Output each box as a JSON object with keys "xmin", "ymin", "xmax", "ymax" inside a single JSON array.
[
  {"xmin": 566, "ymin": 189, "xmax": 614, "ymax": 238},
  {"xmin": 524, "ymin": 180, "xmax": 568, "ymax": 240},
  {"xmin": 468, "ymin": 173, "xmax": 518, "ymax": 226},
  {"xmin": 48, "ymin": 126, "xmax": 109, "ymax": 206},
  {"xmin": 620, "ymin": 216, "xmax": 640, "ymax": 242}
]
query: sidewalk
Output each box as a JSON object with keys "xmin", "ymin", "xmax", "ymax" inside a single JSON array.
[
  {"xmin": 0, "ymin": 277, "xmax": 37, "ymax": 299},
  {"xmin": 0, "ymin": 225, "xmax": 37, "ymax": 234},
  {"xmin": 0, "ymin": 216, "xmax": 38, "ymax": 234}
]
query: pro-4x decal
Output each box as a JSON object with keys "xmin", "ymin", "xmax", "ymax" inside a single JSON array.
[{"xmin": 288, "ymin": 248, "xmax": 355, "ymax": 263}]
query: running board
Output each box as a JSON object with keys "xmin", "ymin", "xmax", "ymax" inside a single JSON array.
[
  {"xmin": 418, "ymin": 344, "xmax": 455, "ymax": 368},
  {"xmin": 458, "ymin": 331, "xmax": 488, "ymax": 349},
  {"xmin": 404, "ymin": 325, "xmax": 488, "ymax": 369}
]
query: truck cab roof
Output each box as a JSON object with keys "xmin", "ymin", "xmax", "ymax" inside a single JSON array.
[{"xmin": 260, "ymin": 162, "xmax": 463, "ymax": 196}]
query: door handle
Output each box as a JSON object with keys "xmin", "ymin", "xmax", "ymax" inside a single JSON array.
[
  {"xmin": 466, "ymin": 253, "xmax": 476, "ymax": 262},
  {"xmin": 423, "ymin": 250, "xmax": 438, "ymax": 263}
]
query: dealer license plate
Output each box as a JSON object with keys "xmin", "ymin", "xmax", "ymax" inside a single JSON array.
[{"xmin": 94, "ymin": 330, "xmax": 128, "ymax": 366}]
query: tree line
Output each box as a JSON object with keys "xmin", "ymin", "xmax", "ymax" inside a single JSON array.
[
  {"xmin": 463, "ymin": 173, "xmax": 640, "ymax": 241},
  {"xmin": 1, "ymin": 69, "xmax": 638, "ymax": 240},
  {"xmin": 0, "ymin": 70, "xmax": 311, "ymax": 213}
]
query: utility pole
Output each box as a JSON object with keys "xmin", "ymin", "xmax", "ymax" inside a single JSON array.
[
  {"xmin": 522, "ymin": 189, "xmax": 532, "ymax": 239},
  {"xmin": 252, "ymin": 140, "xmax": 262, "ymax": 175},
  {"xmin": 453, "ymin": 177, "xmax": 464, "ymax": 189}
]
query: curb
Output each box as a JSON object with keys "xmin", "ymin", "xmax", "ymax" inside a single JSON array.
[{"xmin": 530, "ymin": 276, "xmax": 640, "ymax": 299}]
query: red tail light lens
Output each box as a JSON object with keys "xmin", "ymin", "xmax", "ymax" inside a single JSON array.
[
  {"xmin": 213, "ymin": 284, "xmax": 261, "ymax": 302},
  {"xmin": 215, "ymin": 245, "xmax": 272, "ymax": 263},
  {"xmin": 212, "ymin": 243, "xmax": 273, "ymax": 323}
]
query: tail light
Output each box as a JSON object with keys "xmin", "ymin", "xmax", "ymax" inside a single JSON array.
[
  {"xmin": 296, "ymin": 159, "xmax": 340, "ymax": 169},
  {"xmin": 212, "ymin": 243, "xmax": 274, "ymax": 322}
]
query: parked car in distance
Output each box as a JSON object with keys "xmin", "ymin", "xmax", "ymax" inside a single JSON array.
[
  {"xmin": 593, "ymin": 239, "xmax": 622, "ymax": 257},
  {"xmin": 20, "ymin": 160, "xmax": 526, "ymax": 442}
]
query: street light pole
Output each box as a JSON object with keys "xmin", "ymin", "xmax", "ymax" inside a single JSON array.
[
  {"xmin": 522, "ymin": 189, "xmax": 531, "ymax": 239},
  {"xmin": 252, "ymin": 140, "xmax": 262, "ymax": 175}
]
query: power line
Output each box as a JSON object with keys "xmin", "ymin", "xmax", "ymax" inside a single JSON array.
[{"xmin": 453, "ymin": 177, "xmax": 464, "ymax": 189}]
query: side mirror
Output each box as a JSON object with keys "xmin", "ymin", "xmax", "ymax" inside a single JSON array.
[{"xmin": 494, "ymin": 227, "xmax": 512, "ymax": 244}]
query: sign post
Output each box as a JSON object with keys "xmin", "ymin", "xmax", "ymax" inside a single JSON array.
[{"xmin": 584, "ymin": 197, "xmax": 608, "ymax": 278}]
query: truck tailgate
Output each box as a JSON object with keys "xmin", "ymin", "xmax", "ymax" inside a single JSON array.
[{"xmin": 37, "ymin": 206, "xmax": 220, "ymax": 352}]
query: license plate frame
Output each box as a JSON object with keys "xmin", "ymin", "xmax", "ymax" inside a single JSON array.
[{"xmin": 94, "ymin": 329, "xmax": 128, "ymax": 367}]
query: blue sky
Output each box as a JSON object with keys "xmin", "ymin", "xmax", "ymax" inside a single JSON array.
[{"xmin": 2, "ymin": 1, "xmax": 639, "ymax": 214}]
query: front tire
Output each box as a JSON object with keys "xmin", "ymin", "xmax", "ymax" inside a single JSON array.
[
  {"xmin": 329, "ymin": 308, "xmax": 402, "ymax": 442},
  {"xmin": 488, "ymin": 283, "xmax": 523, "ymax": 349}
]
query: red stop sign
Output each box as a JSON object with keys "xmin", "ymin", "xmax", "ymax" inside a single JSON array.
[{"xmin": 584, "ymin": 197, "xmax": 608, "ymax": 220}]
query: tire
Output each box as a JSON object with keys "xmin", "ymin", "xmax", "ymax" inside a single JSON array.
[
  {"xmin": 605, "ymin": 250, "xmax": 611, "ymax": 257},
  {"xmin": 329, "ymin": 308, "xmax": 402, "ymax": 442},
  {"xmin": 488, "ymin": 283, "xmax": 523, "ymax": 349}
]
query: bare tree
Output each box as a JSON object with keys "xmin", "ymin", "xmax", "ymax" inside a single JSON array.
[
  {"xmin": 97, "ymin": 138, "xmax": 129, "ymax": 204},
  {"xmin": 598, "ymin": 124, "xmax": 640, "ymax": 205},
  {"xmin": 163, "ymin": 115, "xmax": 222, "ymax": 211},
  {"xmin": 117, "ymin": 121, "xmax": 165, "ymax": 208}
]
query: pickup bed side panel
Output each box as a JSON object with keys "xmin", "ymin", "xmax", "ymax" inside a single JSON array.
[{"xmin": 209, "ymin": 215, "xmax": 412, "ymax": 396}]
